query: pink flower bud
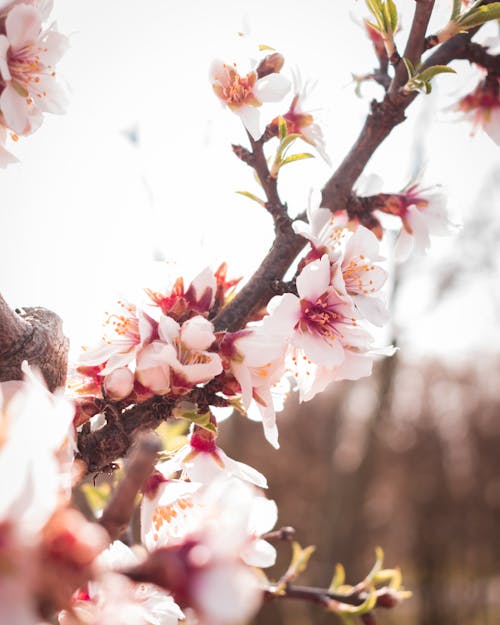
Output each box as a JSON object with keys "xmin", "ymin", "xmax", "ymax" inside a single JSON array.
[{"xmin": 103, "ymin": 367, "xmax": 134, "ymax": 400}]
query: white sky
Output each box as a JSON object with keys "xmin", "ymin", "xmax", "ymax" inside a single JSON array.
[{"xmin": 0, "ymin": 0, "xmax": 499, "ymax": 360}]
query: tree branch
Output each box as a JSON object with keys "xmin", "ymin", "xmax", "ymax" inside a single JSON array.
[
  {"xmin": 0, "ymin": 293, "xmax": 68, "ymax": 391},
  {"xmin": 390, "ymin": 0, "xmax": 436, "ymax": 93},
  {"xmin": 99, "ymin": 433, "xmax": 161, "ymax": 541},
  {"xmin": 453, "ymin": 41, "xmax": 500, "ymax": 75}
]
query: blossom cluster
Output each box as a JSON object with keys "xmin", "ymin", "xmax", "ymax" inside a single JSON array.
[
  {"xmin": 0, "ymin": 367, "xmax": 278, "ymax": 625},
  {"xmin": 0, "ymin": 0, "xmax": 67, "ymax": 165}
]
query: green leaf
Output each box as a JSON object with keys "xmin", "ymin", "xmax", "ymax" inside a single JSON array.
[
  {"xmin": 236, "ymin": 190, "xmax": 266, "ymax": 206},
  {"xmin": 385, "ymin": 0, "xmax": 398, "ymax": 32},
  {"xmin": 458, "ymin": 3, "xmax": 500, "ymax": 29},
  {"xmin": 278, "ymin": 115, "xmax": 288, "ymax": 140},
  {"xmin": 329, "ymin": 563, "xmax": 346, "ymax": 591},
  {"xmin": 364, "ymin": 546, "xmax": 385, "ymax": 583},
  {"xmin": 338, "ymin": 586, "xmax": 378, "ymax": 615},
  {"xmin": 280, "ymin": 542, "xmax": 316, "ymax": 586},
  {"xmin": 450, "ymin": 0, "xmax": 462, "ymax": 20},
  {"xmin": 280, "ymin": 153, "xmax": 315, "ymax": 166},
  {"xmin": 402, "ymin": 56, "xmax": 416, "ymax": 79},
  {"xmin": 417, "ymin": 65, "xmax": 456, "ymax": 83}
]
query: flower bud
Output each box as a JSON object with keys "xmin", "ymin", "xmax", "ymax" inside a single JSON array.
[{"xmin": 256, "ymin": 52, "xmax": 285, "ymax": 78}]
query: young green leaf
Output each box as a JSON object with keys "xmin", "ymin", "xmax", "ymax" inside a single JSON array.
[
  {"xmin": 236, "ymin": 190, "xmax": 267, "ymax": 206},
  {"xmin": 417, "ymin": 65, "xmax": 456, "ymax": 83},
  {"xmin": 458, "ymin": 3, "xmax": 500, "ymax": 29},
  {"xmin": 280, "ymin": 153, "xmax": 315, "ymax": 167}
]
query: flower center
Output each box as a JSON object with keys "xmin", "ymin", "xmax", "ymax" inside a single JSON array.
[
  {"xmin": 298, "ymin": 294, "xmax": 340, "ymax": 341},
  {"xmin": 104, "ymin": 302, "xmax": 139, "ymax": 342},
  {"xmin": 343, "ymin": 257, "xmax": 377, "ymax": 295},
  {"xmin": 213, "ymin": 65, "xmax": 259, "ymax": 109}
]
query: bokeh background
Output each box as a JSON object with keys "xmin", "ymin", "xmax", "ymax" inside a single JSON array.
[{"xmin": 1, "ymin": 1, "xmax": 500, "ymax": 623}]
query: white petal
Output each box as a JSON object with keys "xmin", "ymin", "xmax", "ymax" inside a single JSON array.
[
  {"xmin": 484, "ymin": 107, "xmax": 500, "ymax": 145},
  {"xmin": 294, "ymin": 330, "xmax": 344, "ymax": 366},
  {"xmin": 181, "ymin": 316, "xmax": 215, "ymax": 351},
  {"xmin": 0, "ymin": 84, "xmax": 30, "ymax": 134},
  {"xmin": 158, "ymin": 315, "xmax": 180, "ymax": 343},
  {"xmin": 296, "ymin": 254, "xmax": 330, "ymax": 301},
  {"xmin": 253, "ymin": 73, "xmax": 290, "ymax": 103},
  {"xmin": 242, "ymin": 538, "xmax": 277, "ymax": 568},
  {"xmin": 394, "ymin": 227, "xmax": 414, "ymax": 262},
  {"xmin": 0, "ymin": 35, "xmax": 11, "ymax": 80},
  {"xmin": 220, "ymin": 451, "xmax": 268, "ymax": 488},
  {"xmin": 6, "ymin": 4, "xmax": 41, "ymax": 49},
  {"xmin": 354, "ymin": 294, "xmax": 389, "ymax": 327},
  {"xmin": 236, "ymin": 104, "xmax": 262, "ymax": 140}
]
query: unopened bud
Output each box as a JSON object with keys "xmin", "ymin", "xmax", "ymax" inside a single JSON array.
[{"xmin": 256, "ymin": 53, "xmax": 285, "ymax": 78}]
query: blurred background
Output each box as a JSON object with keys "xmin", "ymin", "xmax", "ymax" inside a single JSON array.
[{"xmin": 1, "ymin": 0, "xmax": 500, "ymax": 623}]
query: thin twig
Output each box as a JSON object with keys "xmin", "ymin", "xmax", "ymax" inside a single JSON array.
[
  {"xmin": 98, "ymin": 433, "xmax": 161, "ymax": 541},
  {"xmin": 390, "ymin": 0, "xmax": 436, "ymax": 94}
]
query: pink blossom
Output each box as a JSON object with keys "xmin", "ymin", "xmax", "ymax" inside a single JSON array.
[
  {"xmin": 210, "ymin": 58, "xmax": 290, "ymax": 140},
  {"xmin": 129, "ymin": 479, "xmax": 264, "ymax": 625},
  {"xmin": 265, "ymin": 255, "xmax": 378, "ymax": 400},
  {"xmin": 456, "ymin": 74, "xmax": 500, "ymax": 145},
  {"xmin": 0, "ymin": 363, "xmax": 75, "ymax": 535},
  {"xmin": 227, "ymin": 328, "xmax": 287, "ymax": 449},
  {"xmin": 0, "ymin": 4, "xmax": 68, "ymax": 135},
  {"xmin": 157, "ymin": 427, "xmax": 267, "ymax": 489},
  {"xmin": 145, "ymin": 266, "xmax": 217, "ymax": 321},
  {"xmin": 156, "ymin": 315, "xmax": 222, "ymax": 392},
  {"xmin": 79, "ymin": 303, "xmax": 155, "ymax": 376},
  {"xmin": 102, "ymin": 367, "xmax": 134, "ymax": 401},
  {"xmin": 270, "ymin": 255, "xmax": 373, "ymax": 365},
  {"xmin": 0, "ymin": 0, "xmax": 53, "ymax": 21},
  {"xmin": 292, "ymin": 196, "xmax": 349, "ymax": 261},
  {"xmin": 377, "ymin": 183, "xmax": 453, "ymax": 260},
  {"xmin": 273, "ymin": 70, "xmax": 330, "ymax": 163},
  {"xmin": 241, "ymin": 496, "xmax": 278, "ymax": 568},
  {"xmin": 141, "ymin": 478, "xmax": 201, "ymax": 551},
  {"xmin": 330, "ymin": 225, "xmax": 389, "ymax": 327}
]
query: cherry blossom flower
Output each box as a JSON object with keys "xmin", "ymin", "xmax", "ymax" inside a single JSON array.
[
  {"xmin": 129, "ymin": 478, "xmax": 263, "ymax": 625},
  {"xmin": 79, "ymin": 303, "xmax": 156, "ymax": 376},
  {"xmin": 292, "ymin": 194, "xmax": 350, "ymax": 261},
  {"xmin": 210, "ymin": 58, "xmax": 290, "ymax": 140},
  {"xmin": 145, "ymin": 266, "xmax": 217, "ymax": 321},
  {"xmin": 330, "ymin": 225, "xmax": 389, "ymax": 327},
  {"xmin": 0, "ymin": 363, "xmax": 74, "ymax": 535},
  {"xmin": 456, "ymin": 74, "xmax": 500, "ymax": 145},
  {"xmin": 377, "ymin": 183, "xmax": 453, "ymax": 260},
  {"xmin": 141, "ymin": 477, "xmax": 201, "ymax": 550},
  {"xmin": 268, "ymin": 255, "xmax": 373, "ymax": 367},
  {"xmin": 148, "ymin": 314, "xmax": 222, "ymax": 394},
  {"xmin": 79, "ymin": 541, "xmax": 185, "ymax": 625},
  {"xmin": 157, "ymin": 427, "xmax": 267, "ymax": 488},
  {"xmin": 225, "ymin": 327, "xmax": 287, "ymax": 449},
  {"xmin": 60, "ymin": 570, "xmax": 182, "ymax": 625},
  {"xmin": 241, "ymin": 495, "xmax": 278, "ymax": 568},
  {"xmin": 265, "ymin": 255, "xmax": 378, "ymax": 400},
  {"xmin": 0, "ymin": 4, "xmax": 68, "ymax": 135},
  {"xmin": 0, "ymin": 0, "xmax": 53, "ymax": 20},
  {"xmin": 102, "ymin": 366, "xmax": 135, "ymax": 401},
  {"xmin": 274, "ymin": 70, "xmax": 330, "ymax": 163}
]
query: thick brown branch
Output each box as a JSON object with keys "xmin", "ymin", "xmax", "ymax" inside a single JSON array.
[
  {"xmin": 322, "ymin": 17, "xmax": 490, "ymax": 215},
  {"xmin": 213, "ymin": 227, "xmax": 305, "ymax": 332},
  {"xmin": 99, "ymin": 433, "xmax": 161, "ymax": 541},
  {"xmin": 453, "ymin": 41, "xmax": 500, "ymax": 75},
  {"xmin": 0, "ymin": 293, "xmax": 68, "ymax": 391},
  {"xmin": 77, "ymin": 394, "xmax": 175, "ymax": 473}
]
